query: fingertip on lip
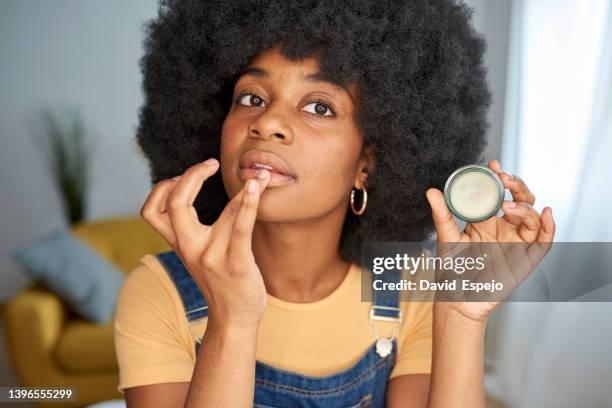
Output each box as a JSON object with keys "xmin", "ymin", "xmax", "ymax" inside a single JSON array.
[
  {"xmin": 256, "ymin": 169, "xmax": 270, "ymax": 179},
  {"xmin": 203, "ymin": 158, "xmax": 219, "ymax": 167}
]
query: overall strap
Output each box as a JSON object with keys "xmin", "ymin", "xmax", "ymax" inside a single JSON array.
[
  {"xmin": 156, "ymin": 251, "xmax": 208, "ymax": 322},
  {"xmin": 370, "ymin": 268, "xmax": 402, "ymax": 322},
  {"xmin": 368, "ymin": 261, "xmax": 402, "ymax": 359},
  {"xmin": 369, "ymin": 238, "xmax": 437, "ymax": 322}
]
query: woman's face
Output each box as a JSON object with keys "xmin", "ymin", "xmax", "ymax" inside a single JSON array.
[{"xmin": 220, "ymin": 46, "xmax": 368, "ymax": 222}]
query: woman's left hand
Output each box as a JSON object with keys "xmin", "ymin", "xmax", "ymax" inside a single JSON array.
[{"xmin": 425, "ymin": 159, "xmax": 556, "ymax": 322}]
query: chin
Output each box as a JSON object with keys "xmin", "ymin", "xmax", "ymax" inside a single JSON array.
[{"xmin": 254, "ymin": 191, "xmax": 295, "ymax": 222}]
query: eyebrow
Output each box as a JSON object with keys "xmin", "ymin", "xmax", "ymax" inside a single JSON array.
[{"xmin": 237, "ymin": 67, "xmax": 354, "ymax": 102}]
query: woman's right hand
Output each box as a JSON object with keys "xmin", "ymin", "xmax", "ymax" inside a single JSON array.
[{"xmin": 140, "ymin": 158, "xmax": 272, "ymax": 329}]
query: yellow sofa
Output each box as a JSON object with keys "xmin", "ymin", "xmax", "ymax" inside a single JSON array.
[{"xmin": 3, "ymin": 216, "xmax": 169, "ymax": 408}]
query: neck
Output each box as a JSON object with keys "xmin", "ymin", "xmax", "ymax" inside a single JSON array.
[{"xmin": 251, "ymin": 204, "xmax": 352, "ymax": 303}]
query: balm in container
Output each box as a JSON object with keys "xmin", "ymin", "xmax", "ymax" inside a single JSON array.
[{"xmin": 443, "ymin": 164, "xmax": 505, "ymax": 223}]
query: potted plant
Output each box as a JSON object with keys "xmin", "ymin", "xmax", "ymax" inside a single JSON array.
[{"xmin": 30, "ymin": 108, "xmax": 93, "ymax": 225}]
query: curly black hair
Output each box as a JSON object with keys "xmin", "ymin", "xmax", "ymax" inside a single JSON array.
[{"xmin": 136, "ymin": 0, "xmax": 491, "ymax": 265}]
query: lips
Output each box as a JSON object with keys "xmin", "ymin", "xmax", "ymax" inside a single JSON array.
[{"xmin": 239, "ymin": 149, "xmax": 295, "ymax": 178}]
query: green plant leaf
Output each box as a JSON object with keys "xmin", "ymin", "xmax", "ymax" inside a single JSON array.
[{"xmin": 29, "ymin": 107, "xmax": 93, "ymax": 225}]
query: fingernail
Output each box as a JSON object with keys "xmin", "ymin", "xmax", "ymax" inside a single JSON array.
[
  {"xmin": 256, "ymin": 169, "xmax": 269, "ymax": 179},
  {"xmin": 508, "ymin": 173, "xmax": 515, "ymax": 181},
  {"xmin": 507, "ymin": 201, "xmax": 517, "ymax": 208},
  {"xmin": 171, "ymin": 176, "xmax": 181, "ymax": 181},
  {"xmin": 202, "ymin": 158, "xmax": 218, "ymax": 166},
  {"xmin": 247, "ymin": 179, "xmax": 258, "ymax": 193}
]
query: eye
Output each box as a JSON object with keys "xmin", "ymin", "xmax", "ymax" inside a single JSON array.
[
  {"xmin": 302, "ymin": 101, "xmax": 335, "ymax": 117},
  {"xmin": 236, "ymin": 93, "xmax": 266, "ymax": 107}
]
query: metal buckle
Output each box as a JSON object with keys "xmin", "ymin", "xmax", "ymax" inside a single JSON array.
[
  {"xmin": 369, "ymin": 305, "xmax": 403, "ymax": 323},
  {"xmin": 369, "ymin": 306, "xmax": 402, "ymax": 357},
  {"xmin": 186, "ymin": 305, "xmax": 208, "ymax": 315},
  {"xmin": 188, "ymin": 316, "xmax": 207, "ymax": 344}
]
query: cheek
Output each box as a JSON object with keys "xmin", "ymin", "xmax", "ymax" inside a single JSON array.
[
  {"xmin": 295, "ymin": 141, "xmax": 357, "ymax": 207},
  {"xmin": 257, "ymin": 166, "xmax": 351, "ymax": 222},
  {"xmin": 220, "ymin": 118, "xmax": 242, "ymax": 153},
  {"xmin": 219, "ymin": 120, "xmax": 244, "ymax": 197},
  {"xmin": 305, "ymin": 152, "xmax": 352, "ymax": 193}
]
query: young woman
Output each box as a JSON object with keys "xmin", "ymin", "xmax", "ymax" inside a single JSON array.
[{"xmin": 114, "ymin": 0, "xmax": 555, "ymax": 407}]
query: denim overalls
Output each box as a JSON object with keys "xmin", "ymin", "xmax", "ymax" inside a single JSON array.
[{"xmin": 157, "ymin": 252, "xmax": 403, "ymax": 408}]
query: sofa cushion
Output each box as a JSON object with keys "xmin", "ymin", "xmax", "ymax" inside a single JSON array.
[
  {"xmin": 71, "ymin": 216, "xmax": 170, "ymax": 274},
  {"xmin": 54, "ymin": 319, "xmax": 118, "ymax": 373},
  {"xmin": 12, "ymin": 228, "xmax": 124, "ymax": 324}
]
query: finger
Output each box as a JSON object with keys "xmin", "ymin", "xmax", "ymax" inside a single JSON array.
[
  {"xmin": 487, "ymin": 159, "xmax": 501, "ymax": 173},
  {"xmin": 526, "ymin": 207, "xmax": 555, "ymax": 268},
  {"xmin": 167, "ymin": 158, "xmax": 219, "ymax": 246},
  {"xmin": 229, "ymin": 178, "xmax": 266, "ymax": 259},
  {"xmin": 487, "ymin": 160, "xmax": 535, "ymax": 206},
  {"xmin": 499, "ymin": 172, "xmax": 536, "ymax": 206},
  {"xmin": 209, "ymin": 169, "xmax": 271, "ymax": 252},
  {"xmin": 502, "ymin": 201, "xmax": 541, "ymax": 243},
  {"xmin": 537, "ymin": 207, "xmax": 555, "ymax": 243},
  {"xmin": 206, "ymin": 188, "xmax": 246, "ymax": 255},
  {"xmin": 500, "ymin": 183, "xmax": 528, "ymax": 227},
  {"xmin": 140, "ymin": 179, "xmax": 181, "ymax": 248},
  {"xmin": 426, "ymin": 188, "xmax": 462, "ymax": 242},
  {"xmin": 171, "ymin": 158, "xmax": 220, "ymax": 206}
]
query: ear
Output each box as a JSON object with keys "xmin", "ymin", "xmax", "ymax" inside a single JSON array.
[{"xmin": 355, "ymin": 144, "xmax": 375, "ymax": 189}]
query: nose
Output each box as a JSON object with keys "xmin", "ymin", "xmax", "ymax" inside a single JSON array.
[{"xmin": 247, "ymin": 105, "xmax": 294, "ymax": 144}]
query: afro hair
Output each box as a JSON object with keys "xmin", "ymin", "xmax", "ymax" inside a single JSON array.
[{"xmin": 136, "ymin": 0, "xmax": 491, "ymax": 265}]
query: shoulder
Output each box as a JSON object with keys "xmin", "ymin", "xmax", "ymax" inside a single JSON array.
[
  {"xmin": 114, "ymin": 254, "xmax": 196, "ymax": 392},
  {"xmin": 118, "ymin": 254, "xmax": 180, "ymax": 303},
  {"xmin": 115, "ymin": 254, "xmax": 189, "ymax": 340}
]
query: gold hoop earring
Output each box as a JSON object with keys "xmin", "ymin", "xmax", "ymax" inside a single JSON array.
[{"xmin": 350, "ymin": 186, "xmax": 368, "ymax": 215}]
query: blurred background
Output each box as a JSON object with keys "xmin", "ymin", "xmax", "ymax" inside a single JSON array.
[{"xmin": 0, "ymin": 0, "xmax": 610, "ymax": 407}]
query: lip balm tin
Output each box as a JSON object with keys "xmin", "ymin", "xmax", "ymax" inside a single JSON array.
[{"xmin": 443, "ymin": 164, "xmax": 505, "ymax": 223}]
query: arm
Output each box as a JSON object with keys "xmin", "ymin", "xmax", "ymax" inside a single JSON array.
[
  {"xmin": 124, "ymin": 315, "xmax": 260, "ymax": 408},
  {"xmin": 417, "ymin": 159, "xmax": 554, "ymax": 407},
  {"xmin": 123, "ymin": 331, "xmax": 260, "ymax": 408},
  {"xmin": 387, "ymin": 375, "xmax": 430, "ymax": 408},
  {"xmin": 126, "ymin": 383, "xmax": 189, "ymax": 408},
  {"xmin": 138, "ymin": 159, "xmax": 272, "ymax": 407},
  {"xmin": 386, "ymin": 304, "xmax": 486, "ymax": 408},
  {"xmin": 184, "ymin": 322, "xmax": 258, "ymax": 407},
  {"xmin": 427, "ymin": 303, "xmax": 487, "ymax": 408}
]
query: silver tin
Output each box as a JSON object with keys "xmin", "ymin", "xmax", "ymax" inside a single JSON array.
[{"xmin": 443, "ymin": 164, "xmax": 505, "ymax": 223}]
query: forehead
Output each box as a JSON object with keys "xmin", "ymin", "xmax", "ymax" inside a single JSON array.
[
  {"xmin": 243, "ymin": 46, "xmax": 320, "ymax": 79},
  {"xmin": 237, "ymin": 47, "xmax": 358, "ymax": 100}
]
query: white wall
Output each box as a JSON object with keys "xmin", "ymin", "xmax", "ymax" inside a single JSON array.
[
  {"xmin": 466, "ymin": 0, "xmax": 513, "ymax": 160},
  {"xmin": 0, "ymin": 0, "xmax": 512, "ymax": 301},
  {"xmin": 0, "ymin": 0, "xmax": 159, "ymax": 300}
]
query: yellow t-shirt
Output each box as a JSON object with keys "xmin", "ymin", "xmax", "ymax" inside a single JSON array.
[{"xmin": 114, "ymin": 254, "xmax": 433, "ymax": 393}]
